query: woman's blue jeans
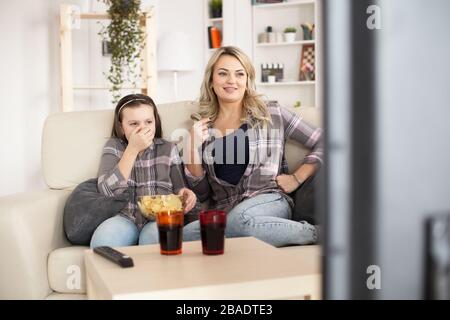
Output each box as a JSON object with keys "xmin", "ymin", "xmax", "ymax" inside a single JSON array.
[{"xmin": 183, "ymin": 193, "xmax": 317, "ymax": 247}]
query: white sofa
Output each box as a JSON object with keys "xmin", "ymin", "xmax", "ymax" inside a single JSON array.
[{"xmin": 0, "ymin": 101, "xmax": 322, "ymax": 300}]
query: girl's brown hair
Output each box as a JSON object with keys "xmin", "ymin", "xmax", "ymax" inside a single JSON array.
[{"xmin": 111, "ymin": 93, "xmax": 162, "ymax": 141}]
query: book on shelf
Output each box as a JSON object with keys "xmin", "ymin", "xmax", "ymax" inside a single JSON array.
[
  {"xmin": 208, "ymin": 26, "xmax": 222, "ymax": 49},
  {"xmin": 207, "ymin": 26, "xmax": 213, "ymax": 49}
]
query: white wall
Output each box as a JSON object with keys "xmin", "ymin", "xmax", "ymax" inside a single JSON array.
[
  {"xmin": 156, "ymin": 0, "xmax": 205, "ymax": 103},
  {"xmin": 0, "ymin": 0, "xmax": 252, "ymax": 197},
  {"xmin": 0, "ymin": 0, "xmax": 73, "ymax": 196}
]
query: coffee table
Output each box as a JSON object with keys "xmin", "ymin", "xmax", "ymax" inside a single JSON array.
[{"xmin": 85, "ymin": 237, "xmax": 321, "ymax": 300}]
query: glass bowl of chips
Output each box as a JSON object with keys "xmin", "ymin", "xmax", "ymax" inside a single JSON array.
[{"xmin": 137, "ymin": 194, "xmax": 184, "ymax": 220}]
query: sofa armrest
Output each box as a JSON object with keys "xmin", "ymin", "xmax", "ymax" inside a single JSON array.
[{"xmin": 0, "ymin": 189, "xmax": 71, "ymax": 299}]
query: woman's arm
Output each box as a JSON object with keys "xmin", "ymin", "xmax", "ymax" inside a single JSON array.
[
  {"xmin": 276, "ymin": 106, "xmax": 323, "ymax": 193},
  {"xmin": 169, "ymin": 145, "xmax": 188, "ymax": 194},
  {"xmin": 276, "ymin": 163, "xmax": 318, "ymax": 194},
  {"xmin": 185, "ymin": 118, "xmax": 210, "ymax": 177},
  {"xmin": 184, "ymin": 117, "xmax": 212, "ymax": 202}
]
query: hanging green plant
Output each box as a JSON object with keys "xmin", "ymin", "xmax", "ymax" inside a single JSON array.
[{"xmin": 98, "ymin": 0, "xmax": 146, "ymax": 103}]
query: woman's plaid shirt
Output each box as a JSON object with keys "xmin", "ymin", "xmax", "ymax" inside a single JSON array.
[{"xmin": 185, "ymin": 102, "xmax": 323, "ymax": 212}]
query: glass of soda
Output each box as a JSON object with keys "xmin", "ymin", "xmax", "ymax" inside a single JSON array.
[
  {"xmin": 199, "ymin": 210, "xmax": 227, "ymax": 255},
  {"xmin": 156, "ymin": 210, "xmax": 184, "ymax": 255}
]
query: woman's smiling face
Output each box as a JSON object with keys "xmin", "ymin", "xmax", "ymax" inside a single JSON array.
[{"xmin": 211, "ymin": 54, "xmax": 248, "ymax": 104}]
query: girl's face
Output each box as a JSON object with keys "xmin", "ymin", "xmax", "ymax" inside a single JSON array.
[
  {"xmin": 120, "ymin": 104, "xmax": 156, "ymax": 142},
  {"xmin": 212, "ymin": 54, "xmax": 248, "ymax": 105}
]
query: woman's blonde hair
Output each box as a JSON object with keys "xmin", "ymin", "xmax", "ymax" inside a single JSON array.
[{"xmin": 198, "ymin": 46, "xmax": 271, "ymax": 127}]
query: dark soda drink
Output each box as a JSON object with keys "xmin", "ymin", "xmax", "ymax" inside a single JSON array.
[
  {"xmin": 201, "ymin": 222, "xmax": 226, "ymax": 254},
  {"xmin": 199, "ymin": 210, "xmax": 227, "ymax": 255},
  {"xmin": 158, "ymin": 224, "xmax": 183, "ymax": 254},
  {"xmin": 156, "ymin": 211, "xmax": 184, "ymax": 255}
]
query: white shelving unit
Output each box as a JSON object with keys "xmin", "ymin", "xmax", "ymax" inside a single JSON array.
[
  {"xmin": 253, "ymin": 0, "xmax": 315, "ymax": 8},
  {"xmin": 256, "ymin": 80, "xmax": 315, "ymax": 86},
  {"xmin": 256, "ymin": 40, "xmax": 315, "ymax": 47},
  {"xmin": 203, "ymin": 0, "xmax": 224, "ymax": 67},
  {"xmin": 252, "ymin": 0, "xmax": 321, "ymax": 109}
]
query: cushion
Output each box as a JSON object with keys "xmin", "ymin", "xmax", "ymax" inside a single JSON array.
[
  {"xmin": 284, "ymin": 106, "xmax": 322, "ymax": 174},
  {"xmin": 63, "ymin": 178, "xmax": 130, "ymax": 245},
  {"xmin": 291, "ymin": 174, "xmax": 317, "ymax": 225},
  {"xmin": 47, "ymin": 246, "xmax": 88, "ymax": 294}
]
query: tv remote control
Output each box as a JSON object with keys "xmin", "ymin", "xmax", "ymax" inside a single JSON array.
[{"xmin": 93, "ymin": 246, "xmax": 134, "ymax": 268}]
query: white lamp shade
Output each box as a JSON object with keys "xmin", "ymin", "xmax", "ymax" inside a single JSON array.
[{"xmin": 158, "ymin": 32, "xmax": 194, "ymax": 72}]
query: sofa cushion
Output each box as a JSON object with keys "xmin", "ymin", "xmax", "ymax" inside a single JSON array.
[
  {"xmin": 42, "ymin": 110, "xmax": 114, "ymax": 190},
  {"xmin": 64, "ymin": 178, "xmax": 131, "ymax": 246},
  {"xmin": 47, "ymin": 246, "xmax": 88, "ymax": 294},
  {"xmin": 284, "ymin": 106, "xmax": 322, "ymax": 173}
]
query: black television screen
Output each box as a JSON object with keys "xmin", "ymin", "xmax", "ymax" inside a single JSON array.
[{"xmin": 322, "ymin": 0, "xmax": 450, "ymax": 299}]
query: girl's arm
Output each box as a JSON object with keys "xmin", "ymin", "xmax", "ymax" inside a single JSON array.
[
  {"xmin": 98, "ymin": 127, "xmax": 152, "ymax": 196},
  {"xmin": 117, "ymin": 146, "xmax": 139, "ymax": 181},
  {"xmin": 97, "ymin": 140, "xmax": 131, "ymax": 196},
  {"xmin": 169, "ymin": 144, "xmax": 197, "ymax": 213}
]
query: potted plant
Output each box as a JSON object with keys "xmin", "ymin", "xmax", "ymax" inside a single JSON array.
[
  {"xmin": 210, "ymin": 0, "xmax": 222, "ymax": 18},
  {"xmin": 98, "ymin": 0, "xmax": 146, "ymax": 103},
  {"xmin": 284, "ymin": 27, "xmax": 297, "ymax": 42}
]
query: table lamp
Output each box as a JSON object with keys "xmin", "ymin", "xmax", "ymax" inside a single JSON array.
[{"xmin": 158, "ymin": 32, "xmax": 194, "ymax": 101}]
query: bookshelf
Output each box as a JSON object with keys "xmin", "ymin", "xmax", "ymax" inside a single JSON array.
[
  {"xmin": 204, "ymin": 0, "xmax": 224, "ymax": 65},
  {"xmin": 252, "ymin": 0, "xmax": 321, "ymax": 109}
]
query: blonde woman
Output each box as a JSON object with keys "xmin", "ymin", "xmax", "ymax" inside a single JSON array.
[{"xmin": 183, "ymin": 46, "xmax": 323, "ymax": 247}]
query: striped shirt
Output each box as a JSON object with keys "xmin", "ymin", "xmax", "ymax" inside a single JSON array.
[
  {"xmin": 97, "ymin": 137, "xmax": 188, "ymax": 229},
  {"xmin": 185, "ymin": 102, "xmax": 323, "ymax": 212}
]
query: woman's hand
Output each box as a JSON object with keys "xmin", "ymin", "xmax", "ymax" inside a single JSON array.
[
  {"xmin": 178, "ymin": 188, "xmax": 197, "ymax": 213},
  {"xmin": 128, "ymin": 127, "xmax": 153, "ymax": 154},
  {"xmin": 190, "ymin": 118, "xmax": 211, "ymax": 147},
  {"xmin": 186, "ymin": 118, "xmax": 210, "ymax": 175},
  {"xmin": 276, "ymin": 174, "xmax": 301, "ymax": 194}
]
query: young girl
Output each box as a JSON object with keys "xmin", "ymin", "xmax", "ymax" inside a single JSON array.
[{"xmin": 90, "ymin": 94, "xmax": 197, "ymax": 248}]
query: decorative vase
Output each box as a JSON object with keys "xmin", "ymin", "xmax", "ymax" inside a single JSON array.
[{"xmin": 301, "ymin": 25, "xmax": 313, "ymax": 40}]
